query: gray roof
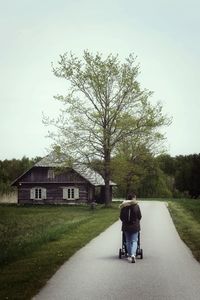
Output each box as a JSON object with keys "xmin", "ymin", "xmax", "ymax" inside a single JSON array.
[
  {"xmin": 35, "ymin": 152, "xmax": 66, "ymax": 168},
  {"xmin": 34, "ymin": 152, "xmax": 116, "ymax": 186}
]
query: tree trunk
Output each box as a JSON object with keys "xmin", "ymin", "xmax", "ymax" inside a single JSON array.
[
  {"xmin": 104, "ymin": 151, "xmax": 111, "ymax": 207},
  {"xmin": 125, "ymin": 171, "xmax": 132, "ymax": 199},
  {"xmin": 104, "ymin": 177, "xmax": 111, "ymax": 207},
  {"xmin": 126, "ymin": 182, "xmax": 131, "ymax": 200}
]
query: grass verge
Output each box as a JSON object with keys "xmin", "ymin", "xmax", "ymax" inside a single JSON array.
[
  {"xmin": 168, "ymin": 199, "xmax": 200, "ymax": 263},
  {"xmin": 0, "ymin": 204, "xmax": 119, "ymax": 300}
]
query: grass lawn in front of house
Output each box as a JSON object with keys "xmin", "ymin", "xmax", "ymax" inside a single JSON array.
[{"xmin": 0, "ymin": 204, "xmax": 119, "ymax": 300}]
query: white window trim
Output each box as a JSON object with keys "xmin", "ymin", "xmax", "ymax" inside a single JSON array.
[
  {"xmin": 63, "ymin": 187, "xmax": 79, "ymax": 200},
  {"xmin": 30, "ymin": 187, "xmax": 47, "ymax": 200}
]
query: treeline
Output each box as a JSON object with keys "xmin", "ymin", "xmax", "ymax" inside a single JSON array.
[
  {"xmin": 0, "ymin": 154, "xmax": 200, "ymax": 199},
  {"xmin": 156, "ymin": 154, "xmax": 200, "ymax": 199},
  {"xmin": 110, "ymin": 153, "xmax": 200, "ymax": 199},
  {"xmin": 0, "ymin": 156, "xmax": 41, "ymax": 194}
]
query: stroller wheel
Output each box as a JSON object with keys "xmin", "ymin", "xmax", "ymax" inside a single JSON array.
[
  {"xmin": 119, "ymin": 249, "xmax": 122, "ymax": 259},
  {"xmin": 136, "ymin": 248, "xmax": 143, "ymax": 259}
]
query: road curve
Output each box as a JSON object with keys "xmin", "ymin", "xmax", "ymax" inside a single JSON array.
[{"xmin": 33, "ymin": 202, "xmax": 200, "ymax": 300}]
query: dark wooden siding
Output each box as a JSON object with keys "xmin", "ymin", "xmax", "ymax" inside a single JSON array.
[
  {"xmin": 20, "ymin": 167, "xmax": 86, "ymax": 184},
  {"xmin": 18, "ymin": 183, "xmax": 91, "ymax": 204},
  {"xmin": 16, "ymin": 167, "xmax": 99, "ymax": 205}
]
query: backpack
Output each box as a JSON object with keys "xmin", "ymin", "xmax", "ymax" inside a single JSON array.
[{"xmin": 121, "ymin": 206, "xmax": 135, "ymax": 224}]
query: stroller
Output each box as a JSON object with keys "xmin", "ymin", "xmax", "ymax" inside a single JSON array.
[{"xmin": 119, "ymin": 231, "xmax": 143, "ymax": 259}]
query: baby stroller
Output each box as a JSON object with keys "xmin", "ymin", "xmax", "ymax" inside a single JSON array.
[{"xmin": 119, "ymin": 231, "xmax": 143, "ymax": 259}]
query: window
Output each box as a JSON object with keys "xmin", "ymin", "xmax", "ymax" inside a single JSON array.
[
  {"xmin": 47, "ymin": 169, "xmax": 55, "ymax": 180},
  {"xmin": 63, "ymin": 187, "xmax": 79, "ymax": 200},
  {"xmin": 30, "ymin": 187, "xmax": 46, "ymax": 200},
  {"xmin": 68, "ymin": 188, "xmax": 74, "ymax": 199},
  {"xmin": 35, "ymin": 188, "xmax": 42, "ymax": 199}
]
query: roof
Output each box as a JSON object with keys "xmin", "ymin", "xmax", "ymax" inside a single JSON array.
[{"xmin": 12, "ymin": 152, "xmax": 116, "ymax": 187}]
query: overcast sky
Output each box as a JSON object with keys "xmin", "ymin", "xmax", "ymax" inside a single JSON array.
[{"xmin": 0, "ymin": 0, "xmax": 199, "ymax": 160}]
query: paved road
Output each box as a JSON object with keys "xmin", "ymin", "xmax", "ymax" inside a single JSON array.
[{"xmin": 33, "ymin": 202, "xmax": 200, "ymax": 300}]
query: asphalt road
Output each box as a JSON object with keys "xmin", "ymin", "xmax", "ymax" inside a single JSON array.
[{"xmin": 33, "ymin": 202, "xmax": 200, "ymax": 300}]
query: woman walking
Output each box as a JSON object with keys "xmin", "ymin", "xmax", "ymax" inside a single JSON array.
[{"xmin": 119, "ymin": 194, "xmax": 142, "ymax": 263}]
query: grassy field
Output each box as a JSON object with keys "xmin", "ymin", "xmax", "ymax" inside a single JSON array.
[
  {"xmin": 0, "ymin": 204, "xmax": 119, "ymax": 300},
  {"xmin": 168, "ymin": 199, "xmax": 200, "ymax": 262}
]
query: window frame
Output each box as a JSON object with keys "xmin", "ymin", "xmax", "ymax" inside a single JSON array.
[
  {"xmin": 63, "ymin": 187, "xmax": 79, "ymax": 200},
  {"xmin": 30, "ymin": 187, "xmax": 47, "ymax": 200}
]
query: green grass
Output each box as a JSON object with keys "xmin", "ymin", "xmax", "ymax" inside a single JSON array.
[
  {"xmin": 168, "ymin": 199, "xmax": 200, "ymax": 263},
  {"xmin": 0, "ymin": 204, "xmax": 119, "ymax": 300}
]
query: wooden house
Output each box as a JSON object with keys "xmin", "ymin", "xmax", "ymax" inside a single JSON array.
[{"xmin": 11, "ymin": 153, "xmax": 115, "ymax": 205}]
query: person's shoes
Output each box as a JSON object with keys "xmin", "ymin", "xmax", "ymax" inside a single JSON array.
[
  {"xmin": 131, "ymin": 255, "xmax": 136, "ymax": 263},
  {"xmin": 127, "ymin": 256, "xmax": 132, "ymax": 262}
]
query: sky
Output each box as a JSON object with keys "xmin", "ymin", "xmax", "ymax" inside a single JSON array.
[{"xmin": 0, "ymin": 0, "xmax": 199, "ymax": 160}]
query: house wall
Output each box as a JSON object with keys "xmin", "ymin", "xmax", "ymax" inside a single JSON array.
[
  {"xmin": 17, "ymin": 183, "xmax": 92, "ymax": 204},
  {"xmin": 14, "ymin": 166, "xmax": 104, "ymax": 204}
]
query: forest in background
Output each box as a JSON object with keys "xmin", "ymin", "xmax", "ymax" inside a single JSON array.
[
  {"xmin": 0, "ymin": 156, "xmax": 41, "ymax": 195},
  {"xmin": 0, "ymin": 153, "xmax": 200, "ymax": 199}
]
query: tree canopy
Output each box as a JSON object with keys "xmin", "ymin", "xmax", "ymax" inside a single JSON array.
[{"xmin": 44, "ymin": 50, "xmax": 171, "ymax": 205}]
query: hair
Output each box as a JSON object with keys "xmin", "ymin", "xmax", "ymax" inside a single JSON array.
[{"xmin": 127, "ymin": 193, "xmax": 136, "ymax": 200}]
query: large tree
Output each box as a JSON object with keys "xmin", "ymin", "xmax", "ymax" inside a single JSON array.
[{"xmin": 45, "ymin": 51, "xmax": 170, "ymax": 206}]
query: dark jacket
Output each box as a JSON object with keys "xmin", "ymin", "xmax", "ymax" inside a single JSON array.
[{"xmin": 119, "ymin": 200, "xmax": 142, "ymax": 233}]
